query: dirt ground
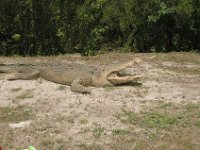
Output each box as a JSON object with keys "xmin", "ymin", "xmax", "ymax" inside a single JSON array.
[{"xmin": 0, "ymin": 52, "xmax": 200, "ymax": 150}]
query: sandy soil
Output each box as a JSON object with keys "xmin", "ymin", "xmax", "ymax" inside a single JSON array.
[{"xmin": 0, "ymin": 52, "xmax": 200, "ymax": 150}]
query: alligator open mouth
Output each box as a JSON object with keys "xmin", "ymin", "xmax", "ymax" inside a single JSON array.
[
  {"xmin": 107, "ymin": 71, "xmax": 142, "ymax": 85},
  {"xmin": 102, "ymin": 58, "xmax": 142, "ymax": 85}
]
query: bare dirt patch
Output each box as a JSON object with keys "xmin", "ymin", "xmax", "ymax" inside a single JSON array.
[{"xmin": 0, "ymin": 52, "xmax": 200, "ymax": 150}]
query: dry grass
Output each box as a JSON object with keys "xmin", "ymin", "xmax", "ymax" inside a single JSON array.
[
  {"xmin": 0, "ymin": 52, "xmax": 200, "ymax": 150},
  {"xmin": 0, "ymin": 105, "xmax": 33, "ymax": 123},
  {"xmin": 15, "ymin": 90, "xmax": 34, "ymax": 99},
  {"xmin": 111, "ymin": 102, "xmax": 200, "ymax": 149}
]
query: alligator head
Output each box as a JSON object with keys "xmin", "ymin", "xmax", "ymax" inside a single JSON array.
[{"xmin": 92, "ymin": 58, "xmax": 142, "ymax": 86}]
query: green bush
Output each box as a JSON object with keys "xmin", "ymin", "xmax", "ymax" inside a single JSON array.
[{"xmin": 0, "ymin": 0, "xmax": 199, "ymax": 56}]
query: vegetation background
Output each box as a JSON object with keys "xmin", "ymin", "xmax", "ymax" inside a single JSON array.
[{"xmin": 0, "ymin": 0, "xmax": 199, "ymax": 56}]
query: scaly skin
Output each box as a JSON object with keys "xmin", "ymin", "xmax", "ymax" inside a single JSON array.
[{"xmin": 0, "ymin": 59, "xmax": 142, "ymax": 93}]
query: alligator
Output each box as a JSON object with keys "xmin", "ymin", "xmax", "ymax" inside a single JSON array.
[{"xmin": 0, "ymin": 59, "xmax": 142, "ymax": 93}]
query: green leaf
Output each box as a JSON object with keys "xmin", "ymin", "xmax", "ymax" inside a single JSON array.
[{"xmin": 12, "ymin": 34, "xmax": 21, "ymax": 41}]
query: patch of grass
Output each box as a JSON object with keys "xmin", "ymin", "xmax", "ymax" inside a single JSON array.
[
  {"xmin": 125, "ymin": 111, "xmax": 137, "ymax": 125},
  {"xmin": 115, "ymin": 110, "xmax": 137, "ymax": 125},
  {"xmin": 0, "ymin": 128, "xmax": 15, "ymax": 149},
  {"xmin": 194, "ymin": 121, "xmax": 200, "ymax": 128},
  {"xmin": 142, "ymin": 112, "xmax": 179, "ymax": 129},
  {"xmin": 184, "ymin": 143, "xmax": 196, "ymax": 150},
  {"xmin": 10, "ymin": 87, "xmax": 22, "ymax": 92},
  {"xmin": 40, "ymin": 138, "xmax": 66, "ymax": 150},
  {"xmin": 78, "ymin": 143, "xmax": 104, "ymax": 150},
  {"xmin": 80, "ymin": 117, "xmax": 88, "ymax": 124},
  {"xmin": 92, "ymin": 124, "xmax": 105, "ymax": 138},
  {"xmin": 158, "ymin": 102, "xmax": 180, "ymax": 112},
  {"xmin": 0, "ymin": 106, "xmax": 33, "ymax": 122},
  {"xmin": 185, "ymin": 103, "xmax": 200, "ymax": 110},
  {"xmin": 112, "ymin": 129, "xmax": 130, "ymax": 136},
  {"xmin": 116, "ymin": 103, "xmax": 193, "ymax": 130},
  {"xmin": 176, "ymin": 114, "xmax": 191, "ymax": 127},
  {"xmin": 57, "ymin": 85, "xmax": 66, "ymax": 90},
  {"xmin": 159, "ymin": 102, "xmax": 173, "ymax": 109},
  {"xmin": 66, "ymin": 116, "xmax": 75, "ymax": 124},
  {"xmin": 16, "ymin": 90, "xmax": 33, "ymax": 99},
  {"xmin": 182, "ymin": 103, "xmax": 200, "ymax": 119},
  {"xmin": 40, "ymin": 139, "xmax": 55, "ymax": 149}
]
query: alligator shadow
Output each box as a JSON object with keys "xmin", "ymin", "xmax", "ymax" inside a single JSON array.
[{"xmin": 117, "ymin": 82, "xmax": 142, "ymax": 87}]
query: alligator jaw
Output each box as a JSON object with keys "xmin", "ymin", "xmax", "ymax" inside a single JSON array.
[
  {"xmin": 102, "ymin": 58, "xmax": 142, "ymax": 85},
  {"xmin": 101, "ymin": 58, "xmax": 142, "ymax": 78},
  {"xmin": 107, "ymin": 73, "xmax": 142, "ymax": 85}
]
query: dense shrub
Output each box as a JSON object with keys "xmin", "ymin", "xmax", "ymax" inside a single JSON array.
[{"xmin": 0, "ymin": 0, "xmax": 199, "ymax": 55}]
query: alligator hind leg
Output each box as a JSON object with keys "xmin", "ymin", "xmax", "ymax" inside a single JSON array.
[{"xmin": 7, "ymin": 70, "xmax": 40, "ymax": 80}]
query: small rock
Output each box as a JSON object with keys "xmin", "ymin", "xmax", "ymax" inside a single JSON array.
[{"xmin": 9, "ymin": 120, "xmax": 32, "ymax": 129}]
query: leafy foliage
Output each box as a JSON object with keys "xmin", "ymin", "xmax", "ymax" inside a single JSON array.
[{"xmin": 0, "ymin": 0, "xmax": 199, "ymax": 55}]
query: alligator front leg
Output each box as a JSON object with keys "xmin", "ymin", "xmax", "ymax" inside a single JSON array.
[{"xmin": 70, "ymin": 78, "xmax": 92, "ymax": 94}]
